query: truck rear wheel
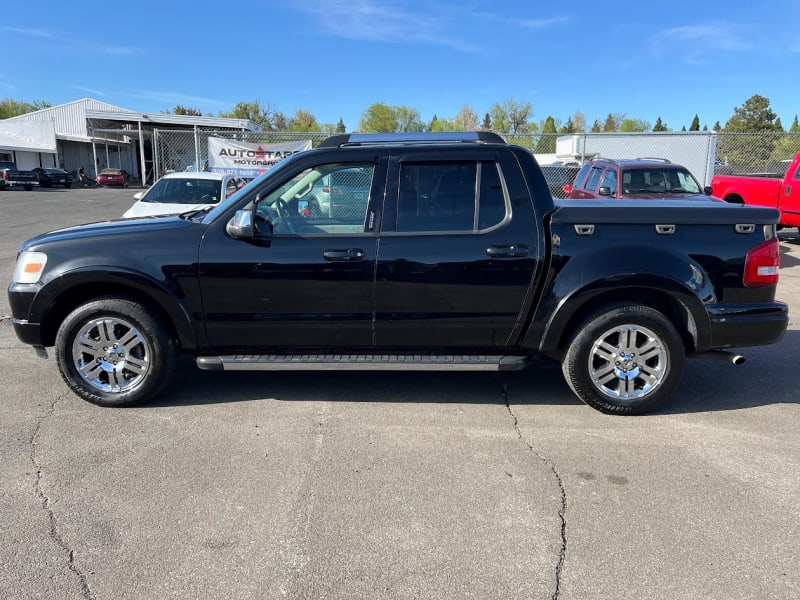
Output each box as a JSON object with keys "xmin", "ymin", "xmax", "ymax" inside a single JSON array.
[
  {"xmin": 55, "ymin": 296, "xmax": 177, "ymax": 407},
  {"xmin": 561, "ymin": 303, "xmax": 684, "ymax": 415}
]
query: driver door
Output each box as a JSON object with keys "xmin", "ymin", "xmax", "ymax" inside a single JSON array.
[{"xmin": 198, "ymin": 151, "xmax": 386, "ymax": 352}]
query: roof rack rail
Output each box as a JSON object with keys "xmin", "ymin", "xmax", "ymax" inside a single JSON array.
[
  {"xmin": 635, "ymin": 157, "xmax": 671, "ymax": 163},
  {"xmin": 317, "ymin": 131, "xmax": 506, "ymax": 149}
]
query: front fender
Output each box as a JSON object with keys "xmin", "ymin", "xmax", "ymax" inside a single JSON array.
[{"xmin": 28, "ymin": 266, "xmax": 200, "ymax": 350}]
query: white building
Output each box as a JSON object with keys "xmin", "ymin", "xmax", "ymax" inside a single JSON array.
[{"xmin": 2, "ymin": 98, "xmax": 260, "ymax": 184}]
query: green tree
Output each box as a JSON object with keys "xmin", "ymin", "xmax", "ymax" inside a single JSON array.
[
  {"xmin": 287, "ymin": 108, "xmax": 320, "ymax": 132},
  {"xmin": 481, "ymin": 112, "xmax": 492, "ymax": 130},
  {"xmin": 274, "ymin": 111, "xmax": 288, "ymax": 131},
  {"xmin": 713, "ymin": 121, "xmax": 722, "ymax": 131},
  {"xmin": 620, "ymin": 119, "xmax": 650, "ymax": 132},
  {"xmin": 571, "ymin": 110, "xmax": 587, "ymax": 133},
  {"xmin": 430, "ymin": 116, "xmax": 457, "ymax": 131},
  {"xmin": 590, "ymin": 119, "xmax": 602, "ymax": 133},
  {"xmin": 534, "ymin": 116, "xmax": 558, "ymax": 153},
  {"xmin": 219, "ymin": 100, "xmax": 275, "ymax": 130},
  {"xmin": 769, "ymin": 115, "xmax": 800, "ymax": 162},
  {"xmin": 0, "ymin": 98, "xmax": 51, "ymax": 118},
  {"xmin": 358, "ymin": 102, "xmax": 399, "ymax": 132},
  {"xmin": 172, "ymin": 105, "xmax": 202, "ymax": 116},
  {"xmin": 453, "ymin": 105, "xmax": 479, "ymax": 131},
  {"xmin": 558, "ymin": 117, "xmax": 576, "ymax": 134},
  {"xmin": 720, "ymin": 95, "xmax": 783, "ymax": 169},
  {"xmin": 653, "ymin": 116, "xmax": 668, "ymax": 132},
  {"xmin": 395, "ymin": 106, "xmax": 425, "ymax": 132},
  {"xmin": 724, "ymin": 94, "xmax": 781, "ymax": 132},
  {"xmin": 689, "ymin": 114, "xmax": 700, "ymax": 131},
  {"xmin": 602, "ymin": 113, "xmax": 623, "ymax": 132},
  {"xmin": 489, "ymin": 99, "xmax": 534, "ymax": 135},
  {"xmin": 336, "ymin": 118, "xmax": 346, "ymax": 134}
]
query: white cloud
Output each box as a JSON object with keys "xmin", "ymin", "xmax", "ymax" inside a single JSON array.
[
  {"xmin": 0, "ymin": 27, "xmax": 56, "ymax": 38},
  {"xmin": 299, "ymin": 0, "xmax": 481, "ymax": 53},
  {"xmin": 651, "ymin": 22, "xmax": 751, "ymax": 63}
]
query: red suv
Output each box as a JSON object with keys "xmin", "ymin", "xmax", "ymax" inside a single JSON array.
[{"xmin": 567, "ymin": 158, "xmax": 714, "ymax": 200}]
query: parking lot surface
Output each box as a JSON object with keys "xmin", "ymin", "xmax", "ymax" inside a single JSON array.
[{"xmin": 1, "ymin": 187, "xmax": 799, "ymax": 599}]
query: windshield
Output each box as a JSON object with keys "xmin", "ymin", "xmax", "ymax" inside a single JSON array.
[
  {"xmin": 142, "ymin": 177, "xmax": 224, "ymax": 204},
  {"xmin": 621, "ymin": 168, "xmax": 702, "ymax": 194}
]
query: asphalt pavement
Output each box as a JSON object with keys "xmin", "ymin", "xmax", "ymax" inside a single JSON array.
[{"xmin": 1, "ymin": 186, "xmax": 798, "ymax": 599}]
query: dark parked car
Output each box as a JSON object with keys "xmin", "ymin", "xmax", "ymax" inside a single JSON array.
[
  {"xmin": 541, "ymin": 163, "xmax": 581, "ymax": 198},
  {"xmin": 32, "ymin": 168, "xmax": 73, "ymax": 188},
  {"xmin": 567, "ymin": 158, "xmax": 714, "ymax": 200},
  {"xmin": 97, "ymin": 168, "xmax": 129, "ymax": 187}
]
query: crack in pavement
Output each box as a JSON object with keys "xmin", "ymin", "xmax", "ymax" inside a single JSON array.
[
  {"xmin": 501, "ymin": 383, "xmax": 567, "ymax": 600},
  {"xmin": 30, "ymin": 394, "xmax": 95, "ymax": 600}
]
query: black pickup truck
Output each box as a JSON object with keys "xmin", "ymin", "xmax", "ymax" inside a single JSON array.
[
  {"xmin": 0, "ymin": 160, "xmax": 39, "ymax": 190},
  {"xmin": 7, "ymin": 132, "xmax": 788, "ymax": 414}
]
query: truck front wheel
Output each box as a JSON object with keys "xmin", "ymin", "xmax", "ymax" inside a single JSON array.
[
  {"xmin": 55, "ymin": 296, "xmax": 178, "ymax": 407},
  {"xmin": 561, "ymin": 303, "xmax": 685, "ymax": 415}
]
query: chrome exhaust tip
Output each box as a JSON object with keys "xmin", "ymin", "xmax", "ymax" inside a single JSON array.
[{"xmin": 690, "ymin": 350, "xmax": 746, "ymax": 365}]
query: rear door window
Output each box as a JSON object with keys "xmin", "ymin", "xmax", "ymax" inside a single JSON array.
[{"xmin": 396, "ymin": 160, "xmax": 507, "ymax": 232}]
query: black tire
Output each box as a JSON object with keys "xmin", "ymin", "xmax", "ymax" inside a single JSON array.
[
  {"xmin": 24, "ymin": 185, "xmax": 33, "ymax": 191},
  {"xmin": 561, "ymin": 303, "xmax": 685, "ymax": 415},
  {"xmin": 55, "ymin": 296, "xmax": 178, "ymax": 407}
]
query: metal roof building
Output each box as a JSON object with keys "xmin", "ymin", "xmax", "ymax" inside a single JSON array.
[{"xmin": 2, "ymin": 98, "xmax": 260, "ymax": 184}]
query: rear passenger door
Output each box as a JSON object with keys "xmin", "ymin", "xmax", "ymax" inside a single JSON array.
[{"xmin": 374, "ymin": 150, "xmax": 540, "ymax": 349}]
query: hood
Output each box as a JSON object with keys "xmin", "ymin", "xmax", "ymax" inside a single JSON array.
[
  {"xmin": 20, "ymin": 215, "xmax": 195, "ymax": 251},
  {"xmin": 621, "ymin": 192, "xmax": 720, "ymax": 202},
  {"xmin": 122, "ymin": 201, "xmax": 215, "ymax": 219}
]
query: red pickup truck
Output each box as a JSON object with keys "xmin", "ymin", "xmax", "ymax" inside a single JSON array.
[{"xmin": 710, "ymin": 151, "xmax": 800, "ymax": 231}]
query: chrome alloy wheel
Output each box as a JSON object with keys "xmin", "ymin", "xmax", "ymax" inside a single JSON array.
[
  {"xmin": 588, "ymin": 324, "xmax": 668, "ymax": 400},
  {"xmin": 71, "ymin": 317, "xmax": 152, "ymax": 394}
]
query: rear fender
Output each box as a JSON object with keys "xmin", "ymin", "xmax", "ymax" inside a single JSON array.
[{"xmin": 527, "ymin": 273, "xmax": 711, "ymax": 355}]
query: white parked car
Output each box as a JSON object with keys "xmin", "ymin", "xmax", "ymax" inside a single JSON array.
[{"xmin": 122, "ymin": 172, "xmax": 245, "ymax": 218}]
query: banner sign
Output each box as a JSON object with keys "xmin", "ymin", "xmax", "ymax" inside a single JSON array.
[{"xmin": 207, "ymin": 137, "xmax": 312, "ymax": 177}]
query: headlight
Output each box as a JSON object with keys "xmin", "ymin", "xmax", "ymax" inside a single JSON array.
[{"xmin": 12, "ymin": 251, "xmax": 48, "ymax": 284}]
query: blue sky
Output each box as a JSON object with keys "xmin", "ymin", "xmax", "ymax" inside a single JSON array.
[{"xmin": 2, "ymin": 0, "xmax": 798, "ymax": 131}]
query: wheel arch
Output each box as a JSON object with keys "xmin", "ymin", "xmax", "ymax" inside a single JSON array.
[
  {"xmin": 538, "ymin": 279, "xmax": 709, "ymax": 356},
  {"xmin": 723, "ymin": 192, "xmax": 745, "ymax": 204},
  {"xmin": 34, "ymin": 270, "xmax": 198, "ymax": 351}
]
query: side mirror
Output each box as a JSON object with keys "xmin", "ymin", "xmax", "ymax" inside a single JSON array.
[
  {"xmin": 703, "ymin": 186, "xmax": 713, "ymax": 196},
  {"xmin": 226, "ymin": 209, "xmax": 255, "ymax": 239},
  {"xmin": 598, "ymin": 186, "xmax": 612, "ymax": 196},
  {"xmin": 133, "ymin": 192, "xmax": 143, "ymax": 200}
]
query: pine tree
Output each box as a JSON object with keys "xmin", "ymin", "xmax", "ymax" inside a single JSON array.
[
  {"xmin": 689, "ymin": 114, "xmax": 700, "ymax": 131},
  {"xmin": 653, "ymin": 116, "xmax": 668, "ymax": 132}
]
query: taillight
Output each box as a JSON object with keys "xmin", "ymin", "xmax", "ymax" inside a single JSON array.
[
  {"xmin": 562, "ymin": 184, "xmax": 573, "ymax": 195},
  {"xmin": 743, "ymin": 238, "xmax": 780, "ymax": 287}
]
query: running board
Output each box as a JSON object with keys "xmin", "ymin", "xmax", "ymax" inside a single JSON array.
[{"xmin": 196, "ymin": 354, "xmax": 530, "ymax": 372}]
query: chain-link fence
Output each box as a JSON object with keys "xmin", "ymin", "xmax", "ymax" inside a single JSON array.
[
  {"xmin": 153, "ymin": 129, "xmax": 800, "ymax": 187},
  {"xmin": 152, "ymin": 129, "xmax": 330, "ymax": 181}
]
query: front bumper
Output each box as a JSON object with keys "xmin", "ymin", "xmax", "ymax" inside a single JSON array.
[{"xmin": 8, "ymin": 282, "xmax": 46, "ymax": 346}]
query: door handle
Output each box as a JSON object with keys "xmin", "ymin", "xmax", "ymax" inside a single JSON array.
[
  {"xmin": 486, "ymin": 244, "xmax": 529, "ymax": 258},
  {"xmin": 323, "ymin": 248, "xmax": 365, "ymax": 261}
]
